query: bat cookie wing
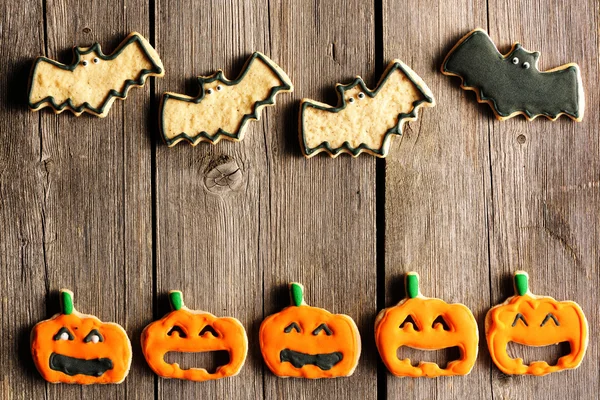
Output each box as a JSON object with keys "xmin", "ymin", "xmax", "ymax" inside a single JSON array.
[
  {"xmin": 441, "ymin": 28, "xmax": 584, "ymax": 121},
  {"xmin": 300, "ymin": 60, "xmax": 435, "ymax": 158},
  {"xmin": 160, "ymin": 52, "xmax": 293, "ymax": 147},
  {"xmin": 28, "ymin": 32, "xmax": 164, "ymax": 117}
]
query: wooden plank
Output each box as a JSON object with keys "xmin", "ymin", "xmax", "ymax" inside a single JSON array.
[
  {"xmin": 486, "ymin": 0, "xmax": 599, "ymax": 398},
  {"xmin": 382, "ymin": 0, "xmax": 492, "ymax": 398},
  {"xmin": 0, "ymin": 1, "xmax": 48, "ymax": 399},
  {"xmin": 154, "ymin": 1, "xmax": 270, "ymax": 399},
  {"xmin": 263, "ymin": 1, "xmax": 377, "ymax": 399},
  {"xmin": 39, "ymin": 0, "xmax": 154, "ymax": 398}
]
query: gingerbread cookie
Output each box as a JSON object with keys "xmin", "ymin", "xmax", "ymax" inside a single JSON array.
[
  {"xmin": 375, "ymin": 272, "xmax": 478, "ymax": 377},
  {"xmin": 141, "ymin": 291, "xmax": 247, "ymax": 381},
  {"xmin": 442, "ymin": 29, "xmax": 584, "ymax": 121},
  {"xmin": 30, "ymin": 289, "xmax": 132, "ymax": 384},
  {"xmin": 259, "ymin": 283, "xmax": 361, "ymax": 379},
  {"xmin": 160, "ymin": 52, "xmax": 293, "ymax": 147},
  {"xmin": 28, "ymin": 32, "xmax": 164, "ymax": 117},
  {"xmin": 299, "ymin": 60, "xmax": 435, "ymax": 158},
  {"xmin": 486, "ymin": 271, "xmax": 588, "ymax": 376}
]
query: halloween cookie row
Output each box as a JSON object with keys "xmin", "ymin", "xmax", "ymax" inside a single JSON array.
[
  {"xmin": 31, "ymin": 271, "xmax": 588, "ymax": 384},
  {"xmin": 28, "ymin": 29, "xmax": 584, "ymax": 158}
]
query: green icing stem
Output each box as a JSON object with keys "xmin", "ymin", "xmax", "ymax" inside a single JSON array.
[
  {"xmin": 169, "ymin": 291, "xmax": 184, "ymax": 311},
  {"xmin": 60, "ymin": 290, "xmax": 74, "ymax": 315},
  {"xmin": 514, "ymin": 272, "xmax": 529, "ymax": 296},
  {"xmin": 406, "ymin": 273, "xmax": 419, "ymax": 299},
  {"xmin": 290, "ymin": 283, "xmax": 304, "ymax": 307}
]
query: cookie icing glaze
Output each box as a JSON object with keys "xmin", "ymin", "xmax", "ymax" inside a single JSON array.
[
  {"xmin": 30, "ymin": 289, "xmax": 132, "ymax": 384},
  {"xmin": 375, "ymin": 272, "xmax": 478, "ymax": 377},
  {"xmin": 442, "ymin": 29, "xmax": 584, "ymax": 121},
  {"xmin": 486, "ymin": 271, "xmax": 588, "ymax": 376},
  {"xmin": 259, "ymin": 283, "xmax": 361, "ymax": 378},
  {"xmin": 141, "ymin": 291, "xmax": 248, "ymax": 381}
]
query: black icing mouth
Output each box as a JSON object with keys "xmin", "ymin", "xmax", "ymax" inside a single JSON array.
[
  {"xmin": 279, "ymin": 349, "xmax": 343, "ymax": 370},
  {"xmin": 49, "ymin": 352, "xmax": 113, "ymax": 377}
]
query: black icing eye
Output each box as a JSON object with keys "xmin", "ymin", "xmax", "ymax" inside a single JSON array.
[
  {"xmin": 431, "ymin": 315, "xmax": 451, "ymax": 331},
  {"xmin": 206, "ymin": 88, "xmax": 213, "ymax": 95},
  {"xmin": 522, "ymin": 62, "xmax": 530, "ymax": 69},
  {"xmin": 83, "ymin": 329, "xmax": 104, "ymax": 343},
  {"xmin": 399, "ymin": 315, "xmax": 420, "ymax": 331},
  {"xmin": 512, "ymin": 57, "xmax": 519, "ymax": 65},
  {"xmin": 540, "ymin": 313, "xmax": 560, "ymax": 327},
  {"xmin": 216, "ymin": 85, "xmax": 223, "ymax": 91},
  {"xmin": 167, "ymin": 325, "xmax": 188, "ymax": 338},
  {"xmin": 312, "ymin": 323, "xmax": 333, "ymax": 336},
  {"xmin": 348, "ymin": 97, "xmax": 355, "ymax": 103},
  {"xmin": 512, "ymin": 313, "xmax": 529, "ymax": 327},
  {"xmin": 357, "ymin": 92, "xmax": 365, "ymax": 100},
  {"xmin": 81, "ymin": 60, "xmax": 89, "ymax": 67},
  {"xmin": 284, "ymin": 322, "xmax": 301, "ymax": 333},
  {"xmin": 199, "ymin": 325, "xmax": 219, "ymax": 337},
  {"xmin": 53, "ymin": 327, "xmax": 74, "ymax": 341},
  {"xmin": 93, "ymin": 57, "xmax": 100, "ymax": 64}
]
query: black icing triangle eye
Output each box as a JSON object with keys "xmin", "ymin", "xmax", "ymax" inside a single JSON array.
[
  {"xmin": 53, "ymin": 327, "xmax": 74, "ymax": 341},
  {"xmin": 167, "ymin": 325, "xmax": 188, "ymax": 338},
  {"xmin": 431, "ymin": 315, "xmax": 451, "ymax": 331},
  {"xmin": 312, "ymin": 323, "xmax": 333, "ymax": 336},
  {"xmin": 83, "ymin": 329, "xmax": 104, "ymax": 343},
  {"xmin": 512, "ymin": 313, "xmax": 529, "ymax": 327},
  {"xmin": 284, "ymin": 322, "xmax": 301, "ymax": 333},
  {"xmin": 540, "ymin": 313, "xmax": 560, "ymax": 327},
  {"xmin": 399, "ymin": 315, "xmax": 420, "ymax": 331},
  {"xmin": 199, "ymin": 325, "xmax": 219, "ymax": 337}
]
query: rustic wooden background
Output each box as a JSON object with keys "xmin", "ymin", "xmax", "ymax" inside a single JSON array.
[{"xmin": 0, "ymin": 0, "xmax": 597, "ymax": 398}]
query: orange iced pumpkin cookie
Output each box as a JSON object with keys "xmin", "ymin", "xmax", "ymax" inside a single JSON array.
[
  {"xmin": 30, "ymin": 289, "xmax": 132, "ymax": 384},
  {"xmin": 259, "ymin": 283, "xmax": 361, "ymax": 378},
  {"xmin": 375, "ymin": 272, "xmax": 478, "ymax": 377},
  {"xmin": 486, "ymin": 271, "xmax": 588, "ymax": 376},
  {"xmin": 141, "ymin": 291, "xmax": 247, "ymax": 381}
]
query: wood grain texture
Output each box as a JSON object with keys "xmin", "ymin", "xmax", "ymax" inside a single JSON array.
[
  {"xmin": 486, "ymin": 0, "xmax": 599, "ymax": 398},
  {"xmin": 264, "ymin": 0, "xmax": 377, "ymax": 398},
  {"xmin": 154, "ymin": 1, "xmax": 269, "ymax": 399},
  {"xmin": 382, "ymin": 0, "xmax": 493, "ymax": 398},
  {"xmin": 39, "ymin": 0, "xmax": 154, "ymax": 398},
  {"xmin": 0, "ymin": 1, "xmax": 47, "ymax": 399}
]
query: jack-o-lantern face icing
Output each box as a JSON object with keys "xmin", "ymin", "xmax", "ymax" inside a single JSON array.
[
  {"xmin": 259, "ymin": 283, "xmax": 361, "ymax": 378},
  {"xmin": 486, "ymin": 271, "xmax": 588, "ymax": 376},
  {"xmin": 30, "ymin": 289, "xmax": 132, "ymax": 384},
  {"xmin": 375, "ymin": 272, "xmax": 478, "ymax": 377},
  {"xmin": 141, "ymin": 291, "xmax": 248, "ymax": 381}
]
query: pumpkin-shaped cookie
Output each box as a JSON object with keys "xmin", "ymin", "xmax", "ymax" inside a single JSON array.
[
  {"xmin": 486, "ymin": 271, "xmax": 588, "ymax": 376},
  {"xmin": 30, "ymin": 289, "xmax": 132, "ymax": 384},
  {"xmin": 375, "ymin": 272, "xmax": 478, "ymax": 377},
  {"xmin": 141, "ymin": 291, "xmax": 247, "ymax": 381},
  {"xmin": 259, "ymin": 283, "xmax": 361, "ymax": 378}
]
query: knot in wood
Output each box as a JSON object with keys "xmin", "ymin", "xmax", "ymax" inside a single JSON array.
[{"xmin": 204, "ymin": 159, "xmax": 243, "ymax": 194}]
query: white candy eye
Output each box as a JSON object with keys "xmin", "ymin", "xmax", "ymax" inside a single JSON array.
[
  {"xmin": 93, "ymin": 57, "xmax": 100, "ymax": 64},
  {"xmin": 81, "ymin": 60, "xmax": 89, "ymax": 67},
  {"xmin": 59, "ymin": 332, "xmax": 70, "ymax": 341},
  {"xmin": 512, "ymin": 57, "xmax": 519, "ymax": 64},
  {"xmin": 90, "ymin": 334, "xmax": 100, "ymax": 344},
  {"xmin": 216, "ymin": 85, "xmax": 222, "ymax": 91},
  {"xmin": 522, "ymin": 62, "xmax": 530, "ymax": 69},
  {"xmin": 207, "ymin": 88, "xmax": 213, "ymax": 95},
  {"xmin": 348, "ymin": 97, "xmax": 355, "ymax": 103},
  {"xmin": 358, "ymin": 92, "xmax": 365, "ymax": 100}
]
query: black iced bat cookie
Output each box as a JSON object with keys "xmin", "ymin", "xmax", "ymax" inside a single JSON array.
[{"xmin": 441, "ymin": 29, "xmax": 584, "ymax": 121}]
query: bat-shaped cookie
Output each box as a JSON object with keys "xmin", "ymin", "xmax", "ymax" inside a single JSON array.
[
  {"xmin": 160, "ymin": 52, "xmax": 293, "ymax": 147},
  {"xmin": 28, "ymin": 32, "xmax": 164, "ymax": 117},
  {"xmin": 441, "ymin": 29, "xmax": 584, "ymax": 121},
  {"xmin": 300, "ymin": 60, "xmax": 435, "ymax": 158}
]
